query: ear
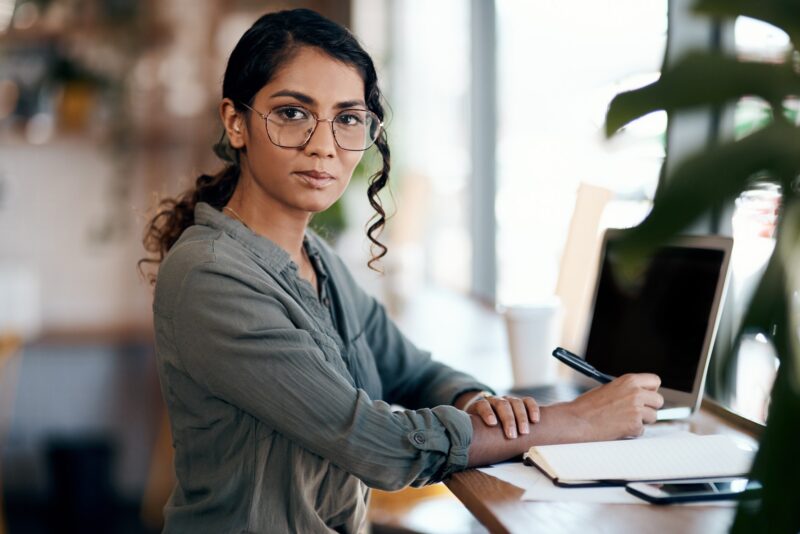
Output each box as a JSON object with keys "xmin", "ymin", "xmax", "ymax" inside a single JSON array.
[{"xmin": 220, "ymin": 98, "xmax": 246, "ymax": 149}]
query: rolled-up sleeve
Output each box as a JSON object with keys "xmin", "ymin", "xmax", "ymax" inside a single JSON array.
[
  {"xmin": 362, "ymin": 296, "xmax": 494, "ymax": 409},
  {"xmin": 171, "ymin": 263, "xmax": 473, "ymax": 489},
  {"xmin": 329, "ymin": 254, "xmax": 494, "ymax": 410}
]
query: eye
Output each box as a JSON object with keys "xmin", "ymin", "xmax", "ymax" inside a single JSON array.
[
  {"xmin": 335, "ymin": 111, "xmax": 366, "ymax": 126},
  {"xmin": 274, "ymin": 106, "xmax": 311, "ymax": 122}
]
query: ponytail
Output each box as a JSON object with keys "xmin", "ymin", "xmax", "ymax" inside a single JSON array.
[{"xmin": 138, "ymin": 164, "xmax": 239, "ymax": 285}]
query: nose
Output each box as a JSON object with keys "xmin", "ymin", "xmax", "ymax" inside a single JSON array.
[{"xmin": 303, "ymin": 119, "xmax": 337, "ymax": 158}]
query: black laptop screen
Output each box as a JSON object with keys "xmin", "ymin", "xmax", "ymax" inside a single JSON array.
[{"xmin": 584, "ymin": 242, "xmax": 725, "ymax": 393}]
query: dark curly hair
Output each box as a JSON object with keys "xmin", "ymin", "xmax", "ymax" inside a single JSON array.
[{"xmin": 139, "ymin": 8, "xmax": 390, "ymax": 284}]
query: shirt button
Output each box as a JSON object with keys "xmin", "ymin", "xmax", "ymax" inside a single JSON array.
[
  {"xmin": 413, "ymin": 432, "xmax": 426, "ymax": 445},
  {"xmin": 322, "ymin": 297, "xmax": 330, "ymax": 307}
]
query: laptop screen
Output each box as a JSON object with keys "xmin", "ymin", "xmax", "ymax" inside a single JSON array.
[{"xmin": 584, "ymin": 239, "xmax": 726, "ymax": 393}]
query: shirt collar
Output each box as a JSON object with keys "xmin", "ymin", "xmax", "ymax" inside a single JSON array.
[{"xmin": 194, "ymin": 201, "xmax": 294, "ymax": 272}]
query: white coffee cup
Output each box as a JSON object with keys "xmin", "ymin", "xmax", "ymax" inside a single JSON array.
[{"xmin": 502, "ymin": 298, "xmax": 562, "ymax": 388}]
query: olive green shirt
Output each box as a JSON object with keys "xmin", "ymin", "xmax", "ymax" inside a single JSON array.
[{"xmin": 153, "ymin": 202, "xmax": 491, "ymax": 533}]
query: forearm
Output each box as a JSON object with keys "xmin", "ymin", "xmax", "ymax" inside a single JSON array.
[
  {"xmin": 467, "ymin": 403, "xmax": 590, "ymax": 467},
  {"xmin": 465, "ymin": 374, "xmax": 666, "ymax": 467}
]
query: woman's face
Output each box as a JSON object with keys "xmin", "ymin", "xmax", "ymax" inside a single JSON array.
[{"xmin": 237, "ymin": 46, "xmax": 367, "ymax": 216}]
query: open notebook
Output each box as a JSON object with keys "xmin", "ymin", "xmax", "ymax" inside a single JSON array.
[{"xmin": 522, "ymin": 434, "xmax": 755, "ymax": 487}]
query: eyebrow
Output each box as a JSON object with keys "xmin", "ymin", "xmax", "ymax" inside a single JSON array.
[{"xmin": 269, "ymin": 89, "xmax": 366, "ymax": 110}]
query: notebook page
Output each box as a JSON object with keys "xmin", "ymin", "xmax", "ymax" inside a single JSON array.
[{"xmin": 533, "ymin": 434, "xmax": 754, "ymax": 482}]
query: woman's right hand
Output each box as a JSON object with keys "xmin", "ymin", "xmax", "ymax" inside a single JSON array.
[{"xmin": 565, "ymin": 373, "xmax": 664, "ymax": 441}]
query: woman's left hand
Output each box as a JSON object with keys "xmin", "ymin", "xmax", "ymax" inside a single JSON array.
[{"xmin": 456, "ymin": 392, "xmax": 540, "ymax": 439}]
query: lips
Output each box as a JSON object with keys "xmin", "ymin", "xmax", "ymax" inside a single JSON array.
[{"xmin": 295, "ymin": 170, "xmax": 336, "ymax": 188}]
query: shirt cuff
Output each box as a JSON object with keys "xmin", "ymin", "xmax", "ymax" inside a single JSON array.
[
  {"xmin": 405, "ymin": 405, "xmax": 474, "ymax": 482},
  {"xmin": 433, "ymin": 405, "xmax": 472, "ymax": 477}
]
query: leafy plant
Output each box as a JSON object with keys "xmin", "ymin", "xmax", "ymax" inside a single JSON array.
[{"xmin": 605, "ymin": 1, "xmax": 800, "ymax": 532}]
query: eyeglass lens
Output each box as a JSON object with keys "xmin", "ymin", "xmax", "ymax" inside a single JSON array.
[{"xmin": 266, "ymin": 106, "xmax": 380, "ymax": 151}]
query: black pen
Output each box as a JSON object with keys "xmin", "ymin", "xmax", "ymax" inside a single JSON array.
[{"xmin": 552, "ymin": 347, "xmax": 615, "ymax": 384}]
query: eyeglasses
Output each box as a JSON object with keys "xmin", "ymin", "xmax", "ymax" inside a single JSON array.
[{"xmin": 240, "ymin": 102, "xmax": 383, "ymax": 152}]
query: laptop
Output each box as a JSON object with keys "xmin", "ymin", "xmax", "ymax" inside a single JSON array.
[{"xmin": 512, "ymin": 229, "xmax": 733, "ymax": 421}]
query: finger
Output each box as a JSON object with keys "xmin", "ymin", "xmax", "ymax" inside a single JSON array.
[
  {"xmin": 474, "ymin": 399, "xmax": 498, "ymax": 426},
  {"xmin": 508, "ymin": 397, "xmax": 529, "ymax": 435},
  {"xmin": 523, "ymin": 397, "xmax": 540, "ymax": 423},
  {"xmin": 641, "ymin": 406, "xmax": 658, "ymax": 425},
  {"xmin": 639, "ymin": 390, "xmax": 664, "ymax": 410},
  {"xmin": 492, "ymin": 399, "xmax": 517, "ymax": 438},
  {"xmin": 629, "ymin": 421, "xmax": 646, "ymax": 438},
  {"xmin": 634, "ymin": 373, "xmax": 662, "ymax": 391}
]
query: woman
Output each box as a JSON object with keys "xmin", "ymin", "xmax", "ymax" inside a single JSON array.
[{"xmin": 142, "ymin": 8, "xmax": 663, "ymax": 533}]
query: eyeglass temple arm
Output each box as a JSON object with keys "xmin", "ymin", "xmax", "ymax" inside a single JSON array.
[{"xmin": 239, "ymin": 102, "xmax": 268, "ymax": 120}]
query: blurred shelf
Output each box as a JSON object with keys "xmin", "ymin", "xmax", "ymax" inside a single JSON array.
[
  {"xmin": 33, "ymin": 323, "xmax": 154, "ymax": 346},
  {"xmin": 0, "ymin": 26, "xmax": 63, "ymax": 44}
]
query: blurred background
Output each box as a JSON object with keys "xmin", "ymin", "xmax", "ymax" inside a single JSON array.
[{"xmin": 0, "ymin": 0, "xmax": 788, "ymax": 532}]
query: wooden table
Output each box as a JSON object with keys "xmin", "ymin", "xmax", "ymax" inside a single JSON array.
[{"xmin": 445, "ymin": 404, "xmax": 760, "ymax": 534}]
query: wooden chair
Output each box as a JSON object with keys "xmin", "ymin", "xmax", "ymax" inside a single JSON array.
[
  {"xmin": 555, "ymin": 182, "xmax": 613, "ymax": 351},
  {"xmin": 140, "ymin": 408, "xmax": 175, "ymax": 530}
]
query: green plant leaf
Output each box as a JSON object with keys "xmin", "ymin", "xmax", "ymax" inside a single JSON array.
[
  {"xmin": 606, "ymin": 53, "xmax": 800, "ymax": 137},
  {"xmin": 694, "ymin": 0, "xmax": 800, "ymax": 50},
  {"xmin": 614, "ymin": 122, "xmax": 800, "ymax": 260},
  {"xmin": 732, "ymin": 288, "xmax": 800, "ymax": 533},
  {"xmin": 606, "ymin": 4, "xmax": 800, "ymax": 530},
  {"xmin": 733, "ymin": 356, "xmax": 800, "ymax": 533},
  {"xmin": 777, "ymin": 199, "xmax": 800, "ymax": 388},
  {"xmin": 726, "ymin": 202, "xmax": 800, "ymax": 534}
]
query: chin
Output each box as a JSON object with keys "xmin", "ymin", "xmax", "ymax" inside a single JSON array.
[
  {"xmin": 302, "ymin": 199, "xmax": 338, "ymax": 214},
  {"xmin": 298, "ymin": 191, "xmax": 343, "ymax": 214}
]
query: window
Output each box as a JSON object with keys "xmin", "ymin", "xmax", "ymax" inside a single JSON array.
[
  {"xmin": 495, "ymin": 0, "xmax": 668, "ymax": 305},
  {"xmin": 385, "ymin": 0, "xmax": 472, "ymax": 295}
]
